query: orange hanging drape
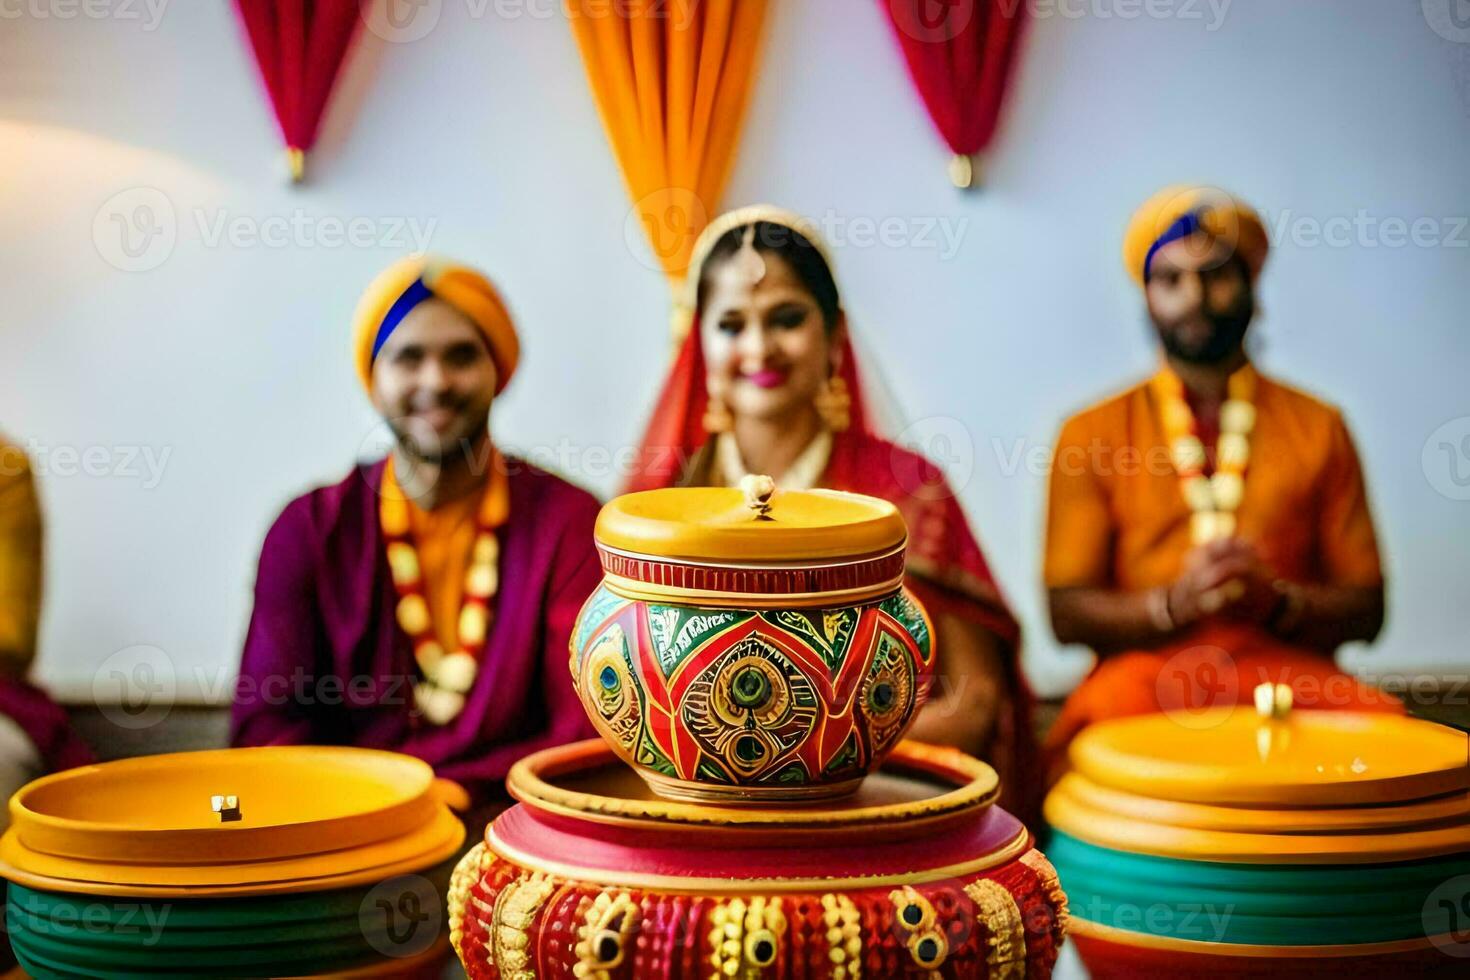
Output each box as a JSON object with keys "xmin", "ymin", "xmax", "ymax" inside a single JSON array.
[{"xmin": 568, "ymin": 0, "xmax": 769, "ymax": 292}]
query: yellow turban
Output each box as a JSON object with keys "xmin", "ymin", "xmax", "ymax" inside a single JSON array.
[
  {"xmin": 352, "ymin": 255, "xmax": 519, "ymax": 394},
  {"xmin": 1123, "ymin": 185, "xmax": 1269, "ymax": 287}
]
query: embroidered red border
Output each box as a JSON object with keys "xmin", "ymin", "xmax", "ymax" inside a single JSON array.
[{"xmin": 597, "ymin": 548, "xmax": 907, "ymax": 597}]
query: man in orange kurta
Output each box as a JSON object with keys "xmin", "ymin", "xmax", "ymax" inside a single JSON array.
[
  {"xmin": 0, "ymin": 437, "xmax": 93, "ymax": 806},
  {"xmin": 1043, "ymin": 186, "xmax": 1400, "ymax": 766}
]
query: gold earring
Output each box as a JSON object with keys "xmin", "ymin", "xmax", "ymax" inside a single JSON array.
[
  {"xmin": 703, "ymin": 393, "xmax": 733, "ymax": 434},
  {"xmin": 816, "ymin": 376, "xmax": 851, "ymax": 433}
]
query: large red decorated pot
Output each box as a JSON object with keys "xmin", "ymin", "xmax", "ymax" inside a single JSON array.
[
  {"xmin": 569, "ymin": 482, "xmax": 935, "ymax": 803},
  {"xmin": 447, "ymin": 739, "xmax": 1067, "ymax": 978}
]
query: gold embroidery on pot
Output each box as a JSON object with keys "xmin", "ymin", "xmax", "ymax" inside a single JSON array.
[
  {"xmin": 447, "ymin": 842, "xmax": 489, "ymax": 959},
  {"xmin": 574, "ymin": 889, "xmax": 641, "ymax": 978},
  {"xmin": 1020, "ymin": 848, "xmax": 1070, "ymax": 937},
  {"xmin": 492, "ymin": 870, "xmax": 556, "ymax": 979},
  {"xmin": 708, "ymin": 896, "xmax": 786, "ymax": 978},
  {"xmin": 965, "ymin": 877, "xmax": 1027, "ymax": 979},
  {"xmin": 821, "ymin": 893, "xmax": 864, "ymax": 979}
]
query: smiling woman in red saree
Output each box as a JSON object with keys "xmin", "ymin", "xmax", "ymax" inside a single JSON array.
[{"xmin": 625, "ymin": 205, "xmax": 1039, "ymax": 825}]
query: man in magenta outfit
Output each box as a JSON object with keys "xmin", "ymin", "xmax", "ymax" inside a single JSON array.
[{"xmin": 231, "ymin": 256, "xmax": 599, "ymax": 805}]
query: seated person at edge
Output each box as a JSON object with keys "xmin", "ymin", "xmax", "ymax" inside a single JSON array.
[
  {"xmin": 626, "ymin": 205, "xmax": 1040, "ymax": 825},
  {"xmin": 1043, "ymin": 185, "xmax": 1401, "ymax": 769},
  {"xmin": 231, "ymin": 256, "xmax": 599, "ymax": 806},
  {"xmin": 0, "ymin": 435, "xmax": 93, "ymax": 822}
]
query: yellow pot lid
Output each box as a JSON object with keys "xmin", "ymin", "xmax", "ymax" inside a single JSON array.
[
  {"xmin": 1052, "ymin": 772, "xmax": 1470, "ymax": 835},
  {"xmin": 1045, "ymin": 772, "xmax": 1470, "ymax": 864},
  {"xmin": 1069, "ymin": 687, "xmax": 1470, "ymax": 808},
  {"xmin": 595, "ymin": 482, "xmax": 906, "ymax": 563},
  {"xmin": 0, "ymin": 746, "xmax": 465, "ymax": 897}
]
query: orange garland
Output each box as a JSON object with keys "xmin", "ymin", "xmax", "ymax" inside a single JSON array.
[
  {"xmin": 380, "ymin": 456, "xmax": 503, "ymax": 725},
  {"xmin": 1153, "ymin": 363, "xmax": 1257, "ymax": 545}
]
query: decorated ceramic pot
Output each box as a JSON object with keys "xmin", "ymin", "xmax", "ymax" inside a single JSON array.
[
  {"xmin": 448, "ymin": 738, "xmax": 1067, "ymax": 978},
  {"xmin": 570, "ymin": 482, "xmax": 935, "ymax": 803},
  {"xmin": 0, "ymin": 747, "xmax": 467, "ymax": 978},
  {"xmin": 1045, "ymin": 683, "xmax": 1470, "ymax": 977}
]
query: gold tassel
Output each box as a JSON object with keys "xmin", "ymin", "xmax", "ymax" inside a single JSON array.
[
  {"xmin": 286, "ymin": 146, "xmax": 305, "ymax": 184},
  {"xmin": 948, "ymin": 152, "xmax": 975, "ymax": 189}
]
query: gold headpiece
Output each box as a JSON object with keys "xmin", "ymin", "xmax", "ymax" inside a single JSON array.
[{"xmin": 678, "ymin": 205, "xmax": 838, "ymax": 318}]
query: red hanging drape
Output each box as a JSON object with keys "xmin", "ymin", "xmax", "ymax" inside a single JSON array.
[
  {"xmin": 880, "ymin": 0, "xmax": 1029, "ymax": 188},
  {"xmin": 234, "ymin": 0, "xmax": 364, "ymax": 182}
]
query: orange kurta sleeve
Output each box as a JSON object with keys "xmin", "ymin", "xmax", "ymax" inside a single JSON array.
[
  {"xmin": 1316, "ymin": 410, "xmax": 1383, "ymax": 588},
  {"xmin": 1045, "ymin": 414, "xmax": 1115, "ymax": 589},
  {"xmin": 0, "ymin": 442, "xmax": 42, "ymax": 671}
]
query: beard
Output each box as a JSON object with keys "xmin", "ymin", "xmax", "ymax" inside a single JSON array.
[
  {"xmin": 1152, "ymin": 292, "xmax": 1255, "ymax": 366},
  {"xmin": 387, "ymin": 417, "xmax": 455, "ymax": 463},
  {"xmin": 385, "ymin": 402, "xmax": 486, "ymax": 465}
]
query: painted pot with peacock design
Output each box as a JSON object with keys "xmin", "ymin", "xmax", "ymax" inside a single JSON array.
[{"xmin": 569, "ymin": 481, "xmax": 935, "ymax": 803}]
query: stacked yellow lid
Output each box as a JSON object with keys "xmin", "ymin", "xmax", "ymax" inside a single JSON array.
[
  {"xmin": 1, "ymin": 745, "xmax": 466, "ymax": 896},
  {"xmin": 1049, "ymin": 687, "xmax": 1470, "ymax": 864},
  {"xmin": 1046, "ymin": 685, "xmax": 1470, "ymax": 960},
  {"xmin": 0, "ymin": 747, "xmax": 467, "ymax": 977}
]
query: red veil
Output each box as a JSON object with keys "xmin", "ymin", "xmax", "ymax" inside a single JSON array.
[
  {"xmin": 625, "ymin": 314, "xmax": 875, "ymax": 493},
  {"xmin": 624, "ymin": 208, "xmax": 1040, "ymax": 826}
]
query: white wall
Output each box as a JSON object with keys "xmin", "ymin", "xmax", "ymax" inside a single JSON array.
[{"xmin": 1, "ymin": 0, "xmax": 1466, "ymax": 702}]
